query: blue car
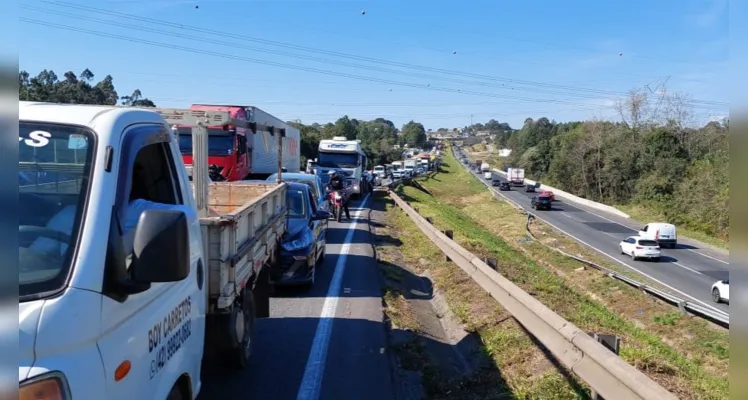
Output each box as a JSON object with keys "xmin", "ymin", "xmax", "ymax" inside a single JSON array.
[
  {"xmin": 272, "ymin": 182, "xmax": 330, "ymax": 287},
  {"xmin": 267, "ymin": 172, "xmax": 329, "ymax": 213}
]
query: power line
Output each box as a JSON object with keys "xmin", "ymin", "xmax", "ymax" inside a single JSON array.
[
  {"xmin": 37, "ymin": 1, "xmax": 729, "ymax": 107},
  {"xmin": 53, "ymin": 68, "xmax": 665, "ymax": 101},
  {"xmin": 380, "ymin": 11, "xmax": 719, "ymax": 66},
  {"xmin": 18, "ymin": 17, "xmax": 640, "ymax": 110},
  {"xmin": 20, "ymin": 17, "xmax": 725, "ymax": 122},
  {"xmin": 25, "ymin": 5, "xmax": 627, "ymax": 103},
  {"xmin": 231, "ymin": 7, "xmax": 693, "ymax": 83},
  {"xmin": 146, "ymin": 96, "xmax": 598, "ymax": 118}
]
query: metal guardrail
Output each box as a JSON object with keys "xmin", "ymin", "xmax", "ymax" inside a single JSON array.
[
  {"xmin": 450, "ymin": 146, "xmax": 730, "ymax": 328},
  {"xmin": 387, "ymin": 189, "xmax": 679, "ymax": 400}
]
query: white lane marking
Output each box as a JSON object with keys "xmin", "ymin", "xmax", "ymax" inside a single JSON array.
[
  {"xmin": 686, "ymin": 249, "xmax": 730, "ymax": 265},
  {"xmin": 489, "ymin": 166, "xmax": 730, "ymax": 265},
  {"xmin": 534, "ymin": 215, "xmax": 727, "ymax": 315},
  {"xmin": 297, "ymin": 193, "xmax": 371, "ymax": 400},
  {"xmin": 552, "ymin": 195, "xmax": 730, "ymax": 265},
  {"xmin": 672, "ymin": 261, "xmax": 703, "ymax": 275},
  {"xmin": 470, "ymin": 160, "xmax": 727, "ymax": 311}
]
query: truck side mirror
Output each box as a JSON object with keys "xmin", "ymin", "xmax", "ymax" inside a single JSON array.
[{"xmin": 131, "ymin": 209, "xmax": 190, "ymax": 283}]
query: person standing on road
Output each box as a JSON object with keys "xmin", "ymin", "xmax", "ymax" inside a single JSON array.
[{"xmin": 327, "ymin": 170, "xmax": 351, "ymax": 220}]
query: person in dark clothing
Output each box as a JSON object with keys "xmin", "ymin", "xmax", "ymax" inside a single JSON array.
[{"xmin": 327, "ymin": 170, "xmax": 350, "ymax": 220}]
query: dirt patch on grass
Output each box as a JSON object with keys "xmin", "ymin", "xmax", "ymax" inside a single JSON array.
[{"xmin": 391, "ymin": 148, "xmax": 729, "ymax": 399}]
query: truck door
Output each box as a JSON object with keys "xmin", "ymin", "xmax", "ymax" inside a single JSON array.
[
  {"xmin": 97, "ymin": 124, "xmax": 205, "ymax": 400},
  {"xmin": 236, "ymin": 134, "xmax": 249, "ymax": 179}
]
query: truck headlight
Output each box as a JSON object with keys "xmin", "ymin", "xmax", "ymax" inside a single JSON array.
[{"xmin": 20, "ymin": 372, "xmax": 71, "ymax": 400}]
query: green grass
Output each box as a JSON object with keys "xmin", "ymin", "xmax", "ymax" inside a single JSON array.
[
  {"xmin": 389, "ymin": 146, "xmax": 729, "ymax": 400},
  {"xmin": 380, "ymin": 199, "xmax": 589, "ymax": 399}
]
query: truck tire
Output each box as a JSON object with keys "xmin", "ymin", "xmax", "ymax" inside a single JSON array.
[{"xmin": 227, "ymin": 287, "xmax": 256, "ymax": 370}]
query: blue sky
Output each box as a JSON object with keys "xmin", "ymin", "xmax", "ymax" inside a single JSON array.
[{"xmin": 18, "ymin": 0, "xmax": 728, "ymax": 130}]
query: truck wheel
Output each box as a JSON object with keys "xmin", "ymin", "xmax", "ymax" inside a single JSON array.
[{"xmin": 227, "ymin": 288, "xmax": 256, "ymax": 370}]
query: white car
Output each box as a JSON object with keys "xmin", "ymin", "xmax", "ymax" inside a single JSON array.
[
  {"xmin": 619, "ymin": 236, "xmax": 661, "ymax": 261},
  {"xmin": 711, "ymin": 279, "xmax": 729, "ymax": 303}
]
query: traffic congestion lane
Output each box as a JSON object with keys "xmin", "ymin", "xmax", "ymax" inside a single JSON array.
[
  {"xmin": 198, "ymin": 197, "xmax": 394, "ymax": 400},
  {"xmin": 468, "ymin": 166, "xmax": 729, "ymax": 314}
]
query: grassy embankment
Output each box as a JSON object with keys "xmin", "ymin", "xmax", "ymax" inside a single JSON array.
[{"xmin": 380, "ymin": 149, "xmax": 728, "ymax": 399}]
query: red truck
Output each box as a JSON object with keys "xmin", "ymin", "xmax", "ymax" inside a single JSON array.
[{"xmin": 176, "ymin": 104, "xmax": 301, "ymax": 181}]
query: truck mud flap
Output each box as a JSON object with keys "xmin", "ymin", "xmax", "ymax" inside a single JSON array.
[{"xmin": 253, "ymin": 266, "xmax": 273, "ymax": 319}]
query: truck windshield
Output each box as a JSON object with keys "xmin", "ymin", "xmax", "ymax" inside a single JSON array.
[
  {"xmin": 318, "ymin": 152, "xmax": 359, "ymax": 168},
  {"xmin": 19, "ymin": 122, "xmax": 95, "ymax": 299},
  {"xmin": 178, "ymin": 129, "xmax": 236, "ymax": 156}
]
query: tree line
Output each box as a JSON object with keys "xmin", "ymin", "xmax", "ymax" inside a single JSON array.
[
  {"xmin": 18, "ymin": 68, "xmax": 428, "ymax": 170},
  {"xmin": 19, "ymin": 68, "xmax": 156, "ymax": 107},
  {"xmin": 289, "ymin": 117, "xmax": 427, "ymax": 168},
  {"xmin": 481, "ymin": 90, "xmax": 729, "ymax": 241}
]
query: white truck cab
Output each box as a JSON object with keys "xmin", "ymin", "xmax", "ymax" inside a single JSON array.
[{"xmin": 19, "ymin": 102, "xmax": 286, "ymax": 400}]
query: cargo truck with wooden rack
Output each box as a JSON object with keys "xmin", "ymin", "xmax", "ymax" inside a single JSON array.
[{"xmin": 19, "ymin": 103, "xmax": 289, "ymax": 400}]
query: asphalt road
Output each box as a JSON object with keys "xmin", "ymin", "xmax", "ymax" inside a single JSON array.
[
  {"xmin": 199, "ymin": 195, "xmax": 394, "ymax": 400},
  {"xmin": 456, "ymin": 157, "xmax": 730, "ymax": 314}
]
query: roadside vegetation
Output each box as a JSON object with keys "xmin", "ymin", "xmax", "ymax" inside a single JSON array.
[{"xmin": 385, "ymin": 149, "xmax": 728, "ymax": 399}]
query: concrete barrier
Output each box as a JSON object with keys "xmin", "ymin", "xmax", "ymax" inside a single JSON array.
[{"xmin": 492, "ymin": 169, "xmax": 630, "ymax": 218}]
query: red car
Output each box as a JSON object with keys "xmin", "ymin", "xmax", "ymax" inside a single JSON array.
[{"xmin": 539, "ymin": 190, "xmax": 555, "ymax": 201}]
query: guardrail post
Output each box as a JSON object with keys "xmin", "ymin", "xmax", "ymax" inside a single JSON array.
[
  {"xmin": 587, "ymin": 333, "xmax": 621, "ymax": 400},
  {"xmin": 425, "ymin": 216, "xmax": 433, "ymax": 224},
  {"xmin": 676, "ymin": 300, "xmax": 688, "ymax": 315},
  {"xmin": 443, "ymin": 230, "xmax": 454, "ymax": 262},
  {"xmin": 485, "ymin": 258, "xmax": 498, "ymax": 271}
]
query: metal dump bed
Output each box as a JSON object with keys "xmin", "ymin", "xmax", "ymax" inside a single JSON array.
[
  {"xmin": 155, "ymin": 107, "xmax": 289, "ymax": 314},
  {"xmin": 199, "ymin": 181, "xmax": 286, "ymax": 310}
]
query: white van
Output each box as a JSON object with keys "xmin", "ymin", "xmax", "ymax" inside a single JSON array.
[{"xmin": 638, "ymin": 223, "xmax": 677, "ymax": 248}]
